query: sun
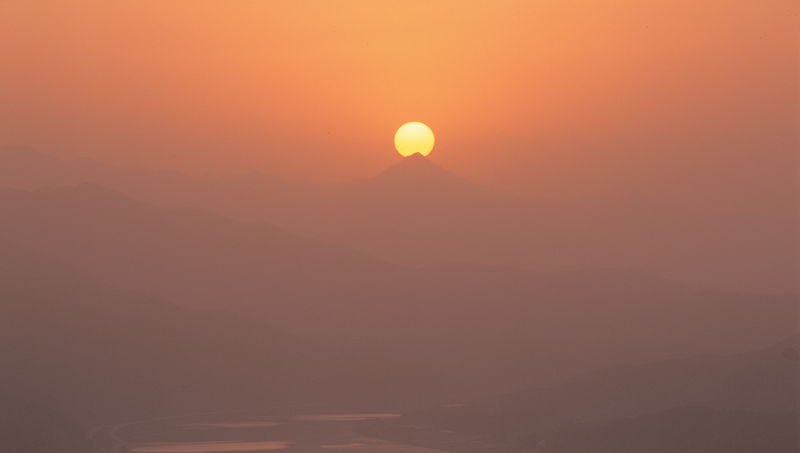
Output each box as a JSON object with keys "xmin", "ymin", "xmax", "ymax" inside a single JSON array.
[{"xmin": 394, "ymin": 122, "xmax": 434, "ymax": 157}]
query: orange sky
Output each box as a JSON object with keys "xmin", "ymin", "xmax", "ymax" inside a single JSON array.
[{"xmin": 0, "ymin": 0, "xmax": 797, "ymax": 215}]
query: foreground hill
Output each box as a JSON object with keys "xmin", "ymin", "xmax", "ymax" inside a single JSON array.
[
  {"xmin": 1, "ymin": 146, "xmax": 795, "ymax": 293},
  {"xmin": 0, "ymin": 184, "xmax": 796, "ymax": 396},
  {"xmin": 399, "ymin": 335, "xmax": 800, "ymax": 431},
  {"xmin": 359, "ymin": 338, "xmax": 800, "ymax": 452},
  {"xmin": 519, "ymin": 408, "xmax": 798, "ymax": 453},
  {"xmin": 0, "ymin": 237, "xmax": 393, "ymax": 424},
  {"xmin": 0, "ymin": 397, "xmax": 95, "ymax": 453}
]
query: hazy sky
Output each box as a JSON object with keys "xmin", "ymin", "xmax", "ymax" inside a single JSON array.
[{"xmin": 1, "ymin": 0, "xmax": 797, "ymax": 215}]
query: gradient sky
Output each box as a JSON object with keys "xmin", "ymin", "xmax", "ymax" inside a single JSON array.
[{"xmin": 1, "ymin": 0, "xmax": 797, "ymax": 216}]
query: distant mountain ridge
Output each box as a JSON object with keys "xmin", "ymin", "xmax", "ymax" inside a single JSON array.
[
  {"xmin": 1, "ymin": 146, "xmax": 796, "ymax": 293},
  {"xmin": 0, "ymin": 183, "xmax": 796, "ymax": 397}
]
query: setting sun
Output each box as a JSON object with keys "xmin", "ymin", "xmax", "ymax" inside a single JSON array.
[{"xmin": 394, "ymin": 122, "xmax": 434, "ymax": 157}]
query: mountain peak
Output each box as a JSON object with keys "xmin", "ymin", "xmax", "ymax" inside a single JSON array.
[
  {"xmin": 370, "ymin": 153, "xmax": 460, "ymax": 185},
  {"xmin": 388, "ymin": 152, "xmax": 445, "ymax": 171}
]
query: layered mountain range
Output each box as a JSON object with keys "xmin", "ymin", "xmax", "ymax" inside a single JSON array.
[
  {"xmin": 0, "ymin": 237, "xmax": 369, "ymax": 423},
  {"xmin": 0, "ymin": 146, "xmax": 797, "ymax": 431},
  {"xmin": 1, "ymin": 146, "xmax": 796, "ymax": 293},
  {"xmin": 0, "ymin": 183, "xmax": 796, "ymax": 399}
]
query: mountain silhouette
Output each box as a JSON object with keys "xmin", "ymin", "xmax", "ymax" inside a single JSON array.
[
  {"xmin": 401, "ymin": 335, "xmax": 800, "ymax": 430},
  {"xmin": 361, "ymin": 337, "xmax": 800, "ymax": 451},
  {"xmin": 1, "ymin": 146, "xmax": 796, "ymax": 294},
  {"xmin": 517, "ymin": 407, "xmax": 799, "ymax": 453},
  {"xmin": 0, "ymin": 236, "xmax": 403, "ymax": 424},
  {"xmin": 373, "ymin": 152, "xmax": 456, "ymax": 183},
  {"xmin": 0, "ymin": 184, "xmax": 796, "ymax": 396}
]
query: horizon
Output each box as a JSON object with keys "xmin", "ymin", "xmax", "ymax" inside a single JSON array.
[{"xmin": 0, "ymin": 145, "xmax": 795, "ymax": 207}]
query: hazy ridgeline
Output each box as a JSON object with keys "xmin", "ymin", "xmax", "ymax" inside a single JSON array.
[
  {"xmin": 0, "ymin": 148, "xmax": 798, "ymax": 452},
  {"xmin": 1, "ymin": 146, "xmax": 796, "ymax": 294}
]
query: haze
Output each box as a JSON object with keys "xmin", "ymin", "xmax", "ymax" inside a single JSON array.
[{"xmin": 0, "ymin": 1, "xmax": 798, "ymax": 453}]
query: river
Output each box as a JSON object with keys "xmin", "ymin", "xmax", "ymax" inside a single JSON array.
[{"xmin": 91, "ymin": 404, "xmax": 451, "ymax": 453}]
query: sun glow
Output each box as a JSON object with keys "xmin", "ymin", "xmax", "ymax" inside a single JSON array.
[{"xmin": 394, "ymin": 122, "xmax": 434, "ymax": 157}]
